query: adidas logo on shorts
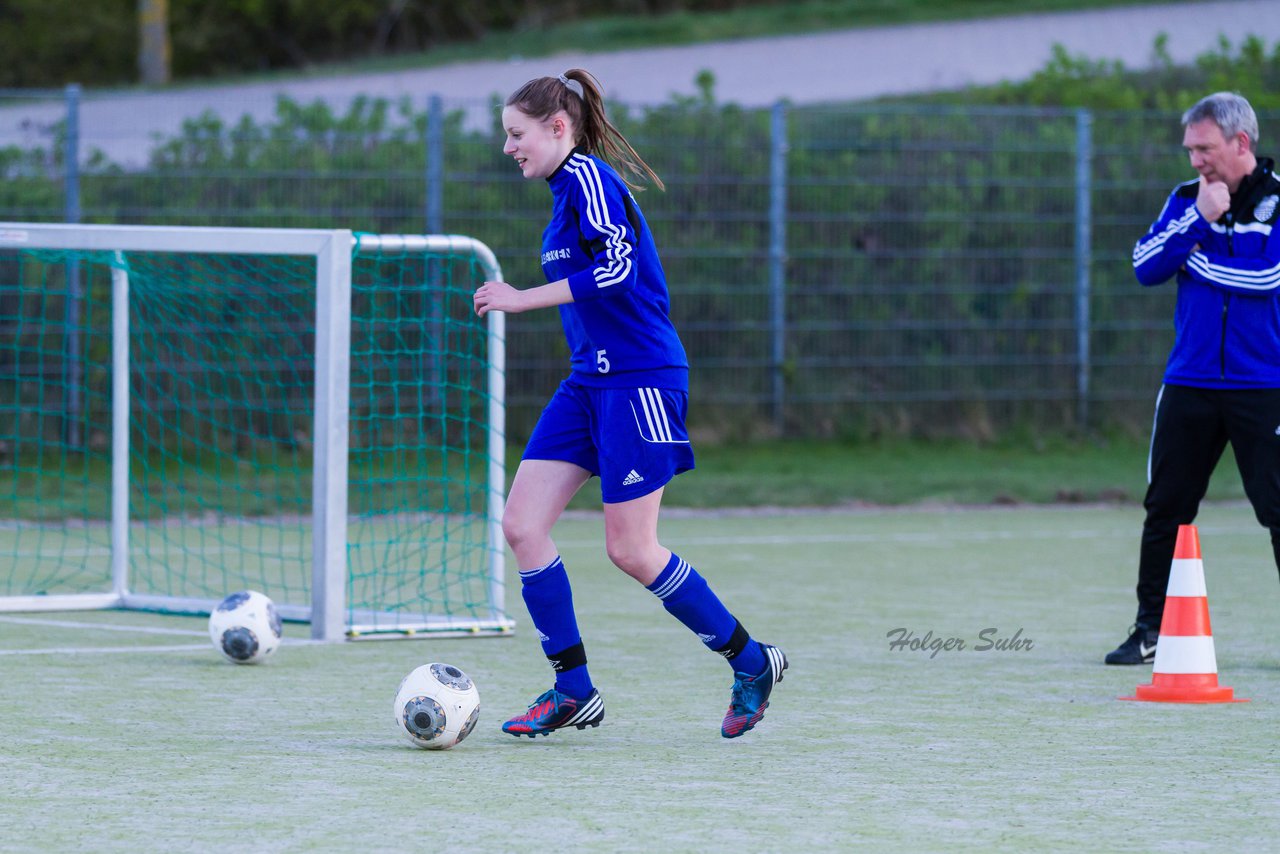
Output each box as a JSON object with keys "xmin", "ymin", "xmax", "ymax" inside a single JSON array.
[{"xmin": 622, "ymin": 469, "xmax": 644, "ymax": 486}]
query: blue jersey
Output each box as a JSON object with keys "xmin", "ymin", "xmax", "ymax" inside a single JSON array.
[
  {"xmin": 540, "ymin": 149, "xmax": 689, "ymax": 391},
  {"xmin": 1132, "ymin": 158, "xmax": 1280, "ymax": 388}
]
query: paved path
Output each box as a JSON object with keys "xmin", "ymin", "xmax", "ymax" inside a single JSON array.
[
  {"xmin": 1, "ymin": 0, "xmax": 1275, "ymax": 164},
  {"xmin": 484, "ymin": 0, "xmax": 1276, "ymax": 105}
]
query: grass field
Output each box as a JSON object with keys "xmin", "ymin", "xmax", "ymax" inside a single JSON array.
[
  {"xmin": 7, "ymin": 435, "xmax": 1250, "ymax": 519},
  {"xmin": 3, "ymin": 500, "xmax": 1278, "ymax": 851}
]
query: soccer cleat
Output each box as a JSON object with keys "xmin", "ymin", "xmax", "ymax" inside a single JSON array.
[
  {"xmin": 1104, "ymin": 623, "xmax": 1159, "ymax": 665},
  {"xmin": 502, "ymin": 688, "xmax": 605, "ymax": 738},
  {"xmin": 721, "ymin": 644, "xmax": 788, "ymax": 739}
]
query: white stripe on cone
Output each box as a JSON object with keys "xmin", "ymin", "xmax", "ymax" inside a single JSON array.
[
  {"xmin": 1166, "ymin": 557, "xmax": 1208, "ymax": 597},
  {"xmin": 1151, "ymin": 635, "xmax": 1219, "ymax": 674}
]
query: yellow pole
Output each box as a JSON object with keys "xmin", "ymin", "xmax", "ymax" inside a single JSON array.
[{"xmin": 138, "ymin": 0, "xmax": 171, "ymax": 85}]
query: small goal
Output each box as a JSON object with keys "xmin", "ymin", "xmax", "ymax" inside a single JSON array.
[{"xmin": 0, "ymin": 222, "xmax": 512, "ymax": 641}]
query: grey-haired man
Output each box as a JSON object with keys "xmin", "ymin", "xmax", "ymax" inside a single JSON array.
[{"xmin": 1108, "ymin": 92, "xmax": 1280, "ymax": 665}]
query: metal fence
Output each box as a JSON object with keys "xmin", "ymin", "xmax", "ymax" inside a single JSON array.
[{"xmin": 3, "ymin": 85, "xmax": 1275, "ymax": 440}]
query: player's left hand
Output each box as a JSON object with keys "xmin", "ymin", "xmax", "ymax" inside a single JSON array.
[{"xmin": 473, "ymin": 280, "xmax": 524, "ymax": 316}]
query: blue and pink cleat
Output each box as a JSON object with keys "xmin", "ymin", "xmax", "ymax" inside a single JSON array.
[
  {"xmin": 502, "ymin": 688, "xmax": 606, "ymax": 737},
  {"xmin": 721, "ymin": 644, "xmax": 788, "ymax": 738}
]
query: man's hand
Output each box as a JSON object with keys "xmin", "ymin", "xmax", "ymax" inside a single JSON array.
[{"xmin": 1195, "ymin": 174, "xmax": 1231, "ymax": 222}]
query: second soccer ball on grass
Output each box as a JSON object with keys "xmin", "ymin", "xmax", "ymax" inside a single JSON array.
[{"xmin": 208, "ymin": 589, "xmax": 283, "ymax": 664}]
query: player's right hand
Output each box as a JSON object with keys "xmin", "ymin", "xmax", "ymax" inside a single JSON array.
[
  {"xmin": 473, "ymin": 280, "xmax": 524, "ymax": 317},
  {"xmin": 1195, "ymin": 174, "xmax": 1231, "ymax": 222}
]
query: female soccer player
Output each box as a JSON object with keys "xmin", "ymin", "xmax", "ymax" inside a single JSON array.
[{"xmin": 473, "ymin": 68, "xmax": 787, "ymax": 739}]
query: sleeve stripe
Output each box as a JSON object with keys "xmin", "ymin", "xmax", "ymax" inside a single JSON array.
[
  {"xmin": 1133, "ymin": 206, "xmax": 1200, "ymax": 266},
  {"xmin": 568, "ymin": 155, "xmax": 633, "ymax": 290},
  {"xmin": 1187, "ymin": 255, "xmax": 1280, "ymax": 291}
]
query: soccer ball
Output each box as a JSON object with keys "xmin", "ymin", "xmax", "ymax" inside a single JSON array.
[
  {"xmin": 208, "ymin": 590, "xmax": 283, "ymax": 664},
  {"xmin": 393, "ymin": 663, "xmax": 480, "ymax": 750}
]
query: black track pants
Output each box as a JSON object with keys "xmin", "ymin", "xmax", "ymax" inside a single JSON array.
[{"xmin": 1135, "ymin": 384, "xmax": 1280, "ymax": 629}]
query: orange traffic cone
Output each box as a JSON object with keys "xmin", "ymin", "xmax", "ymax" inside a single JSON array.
[{"xmin": 1122, "ymin": 524, "xmax": 1247, "ymax": 703}]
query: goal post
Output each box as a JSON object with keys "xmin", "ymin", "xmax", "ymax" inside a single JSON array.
[{"xmin": 0, "ymin": 222, "xmax": 512, "ymax": 641}]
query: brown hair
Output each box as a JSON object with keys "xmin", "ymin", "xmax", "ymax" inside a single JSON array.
[{"xmin": 505, "ymin": 68, "xmax": 664, "ymax": 191}]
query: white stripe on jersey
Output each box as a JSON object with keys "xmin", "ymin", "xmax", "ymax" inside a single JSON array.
[
  {"xmin": 1187, "ymin": 253, "xmax": 1280, "ymax": 291},
  {"xmin": 1201, "ymin": 220, "xmax": 1275, "ymax": 236},
  {"xmin": 568, "ymin": 154, "xmax": 633, "ymax": 289},
  {"xmin": 1133, "ymin": 205, "xmax": 1200, "ymax": 266},
  {"xmin": 1231, "ymin": 221, "xmax": 1273, "ymax": 236}
]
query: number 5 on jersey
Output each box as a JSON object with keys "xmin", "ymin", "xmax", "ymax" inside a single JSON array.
[{"xmin": 596, "ymin": 349, "xmax": 611, "ymax": 373}]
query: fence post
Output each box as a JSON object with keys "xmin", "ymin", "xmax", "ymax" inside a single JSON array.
[
  {"xmin": 64, "ymin": 84, "xmax": 81, "ymax": 223},
  {"xmin": 1074, "ymin": 108, "xmax": 1093, "ymax": 432},
  {"xmin": 425, "ymin": 94, "xmax": 445, "ymax": 412},
  {"xmin": 64, "ymin": 83, "xmax": 84, "ymax": 450},
  {"xmin": 769, "ymin": 100, "xmax": 788, "ymax": 434},
  {"xmin": 426, "ymin": 94, "xmax": 444, "ymax": 234}
]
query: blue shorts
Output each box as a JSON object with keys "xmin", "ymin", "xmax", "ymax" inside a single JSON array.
[{"xmin": 523, "ymin": 379, "xmax": 696, "ymax": 504}]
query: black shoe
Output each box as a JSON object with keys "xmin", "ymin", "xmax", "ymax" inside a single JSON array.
[{"xmin": 1104, "ymin": 623, "xmax": 1158, "ymax": 665}]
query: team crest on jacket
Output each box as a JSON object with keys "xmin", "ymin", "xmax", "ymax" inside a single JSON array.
[{"xmin": 1256, "ymin": 194, "xmax": 1279, "ymax": 223}]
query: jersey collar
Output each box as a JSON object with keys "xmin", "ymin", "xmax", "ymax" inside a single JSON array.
[{"xmin": 547, "ymin": 147, "xmax": 588, "ymax": 183}]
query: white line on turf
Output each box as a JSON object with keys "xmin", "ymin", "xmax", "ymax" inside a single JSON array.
[
  {"xmin": 8, "ymin": 545, "xmax": 308, "ymax": 559},
  {"xmin": 559, "ymin": 528, "xmax": 1107, "ymax": 548},
  {"xmin": 554, "ymin": 521, "xmax": 1259, "ymax": 549},
  {"xmin": 0, "ymin": 615, "xmax": 207, "ymax": 636},
  {"xmin": 0, "ymin": 643, "xmax": 213, "ymax": 656}
]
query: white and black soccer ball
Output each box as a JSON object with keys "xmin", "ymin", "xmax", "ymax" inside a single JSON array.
[
  {"xmin": 208, "ymin": 590, "xmax": 283, "ymax": 664},
  {"xmin": 393, "ymin": 663, "xmax": 480, "ymax": 750}
]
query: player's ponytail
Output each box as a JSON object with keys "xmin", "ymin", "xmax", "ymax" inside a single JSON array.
[{"xmin": 506, "ymin": 68, "xmax": 665, "ymax": 192}]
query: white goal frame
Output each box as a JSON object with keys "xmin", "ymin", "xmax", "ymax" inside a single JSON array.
[{"xmin": 0, "ymin": 222, "xmax": 511, "ymax": 641}]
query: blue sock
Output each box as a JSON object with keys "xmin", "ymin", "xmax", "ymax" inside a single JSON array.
[
  {"xmin": 520, "ymin": 556, "xmax": 593, "ymax": 699},
  {"xmin": 647, "ymin": 552, "xmax": 767, "ymax": 676}
]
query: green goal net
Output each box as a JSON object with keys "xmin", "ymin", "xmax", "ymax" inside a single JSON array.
[{"xmin": 0, "ymin": 224, "xmax": 511, "ymax": 640}]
